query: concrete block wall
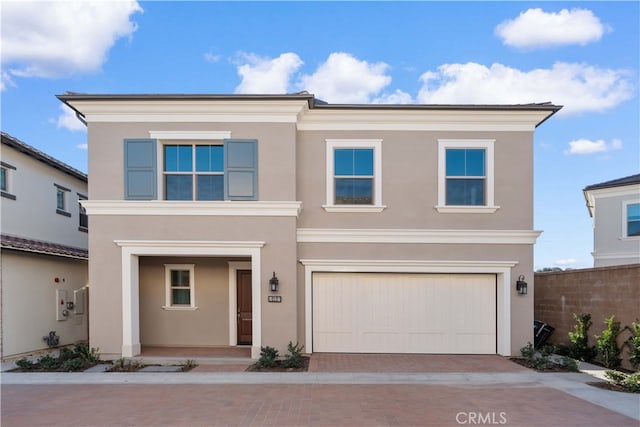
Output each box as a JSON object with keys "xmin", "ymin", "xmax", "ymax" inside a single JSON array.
[{"xmin": 534, "ymin": 264, "xmax": 640, "ymax": 371}]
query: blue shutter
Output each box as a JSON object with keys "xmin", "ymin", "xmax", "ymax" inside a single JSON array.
[
  {"xmin": 124, "ymin": 139, "xmax": 157, "ymax": 200},
  {"xmin": 224, "ymin": 139, "xmax": 257, "ymax": 201}
]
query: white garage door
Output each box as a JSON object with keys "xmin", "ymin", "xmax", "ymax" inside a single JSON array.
[{"xmin": 312, "ymin": 272, "xmax": 496, "ymax": 354}]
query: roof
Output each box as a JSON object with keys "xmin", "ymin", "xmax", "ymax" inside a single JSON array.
[
  {"xmin": 583, "ymin": 173, "xmax": 640, "ymax": 191},
  {"xmin": 56, "ymin": 92, "xmax": 562, "ymax": 127},
  {"xmin": 1, "ymin": 234, "xmax": 88, "ymax": 260},
  {"xmin": 1, "ymin": 132, "xmax": 87, "ymax": 182}
]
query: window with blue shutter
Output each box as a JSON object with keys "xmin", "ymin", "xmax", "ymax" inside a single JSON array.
[{"xmin": 124, "ymin": 139, "xmax": 157, "ymax": 200}]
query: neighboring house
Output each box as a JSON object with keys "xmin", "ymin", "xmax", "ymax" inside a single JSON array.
[
  {"xmin": 583, "ymin": 173, "xmax": 640, "ymax": 267},
  {"xmin": 0, "ymin": 132, "xmax": 89, "ymax": 359},
  {"xmin": 58, "ymin": 93, "xmax": 560, "ymax": 359}
]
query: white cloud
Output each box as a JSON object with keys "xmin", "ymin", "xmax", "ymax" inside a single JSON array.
[
  {"xmin": 554, "ymin": 258, "xmax": 578, "ymax": 266},
  {"xmin": 204, "ymin": 52, "xmax": 221, "ymax": 63},
  {"xmin": 417, "ymin": 62, "xmax": 634, "ymax": 115},
  {"xmin": 76, "ymin": 144, "xmax": 88, "ymax": 151},
  {"xmin": 0, "ymin": 71, "xmax": 15, "ymax": 91},
  {"xmin": 373, "ymin": 90, "xmax": 414, "ymax": 104},
  {"xmin": 1, "ymin": 1, "xmax": 142, "ymax": 79},
  {"xmin": 234, "ymin": 52, "xmax": 303, "ymax": 94},
  {"xmin": 496, "ymin": 8, "xmax": 609, "ymax": 48},
  {"xmin": 56, "ymin": 105, "xmax": 86, "ymax": 132},
  {"xmin": 564, "ymin": 138, "xmax": 623, "ymax": 155},
  {"xmin": 297, "ymin": 53, "xmax": 391, "ymax": 103}
]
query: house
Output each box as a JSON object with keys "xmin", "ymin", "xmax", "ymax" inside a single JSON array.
[
  {"xmin": 1, "ymin": 132, "xmax": 89, "ymax": 359},
  {"xmin": 58, "ymin": 93, "xmax": 560, "ymax": 359},
  {"xmin": 583, "ymin": 173, "xmax": 640, "ymax": 267}
]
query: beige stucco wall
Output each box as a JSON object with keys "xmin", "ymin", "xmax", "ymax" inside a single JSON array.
[
  {"xmin": 1, "ymin": 144, "xmax": 88, "ymax": 249},
  {"xmin": 88, "ymin": 215, "xmax": 298, "ymax": 357},
  {"xmin": 1, "ymin": 251, "xmax": 88, "ymax": 357},
  {"xmin": 87, "ymin": 122, "xmax": 297, "ymax": 202},
  {"xmin": 592, "ymin": 192, "xmax": 640, "ymax": 267},
  {"xmin": 296, "ymin": 130, "xmax": 534, "ymax": 229},
  {"xmin": 139, "ymin": 257, "xmax": 233, "ymax": 346}
]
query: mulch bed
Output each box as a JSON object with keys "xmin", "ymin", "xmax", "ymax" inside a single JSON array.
[
  {"xmin": 245, "ymin": 356, "xmax": 309, "ymax": 372},
  {"xmin": 587, "ymin": 381, "xmax": 638, "ymax": 394},
  {"xmin": 509, "ymin": 357, "xmax": 575, "ymax": 372}
]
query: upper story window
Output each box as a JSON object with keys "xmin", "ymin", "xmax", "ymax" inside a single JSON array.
[
  {"xmin": 1, "ymin": 162, "xmax": 16, "ymax": 200},
  {"xmin": 123, "ymin": 137, "xmax": 257, "ymax": 201},
  {"xmin": 78, "ymin": 194, "xmax": 88, "ymax": 231},
  {"xmin": 436, "ymin": 139, "xmax": 498, "ymax": 214},
  {"xmin": 54, "ymin": 183, "xmax": 71, "ymax": 217},
  {"xmin": 324, "ymin": 139, "xmax": 384, "ymax": 212},
  {"xmin": 164, "ymin": 264, "xmax": 196, "ymax": 310},
  {"xmin": 625, "ymin": 202, "xmax": 640, "ymax": 238},
  {"xmin": 164, "ymin": 144, "xmax": 224, "ymax": 200}
]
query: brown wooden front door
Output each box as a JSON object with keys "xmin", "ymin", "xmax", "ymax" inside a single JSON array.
[{"xmin": 236, "ymin": 270, "xmax": 252, "ymax": 345}]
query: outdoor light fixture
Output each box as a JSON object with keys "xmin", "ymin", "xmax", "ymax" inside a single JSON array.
[
  {"xmin": 516, "ymin": 275, "xmax": 528, "ymax": 295},
  {"xmin": 269, "ymin": 272, "xmax": 279, "ymax": 292}
]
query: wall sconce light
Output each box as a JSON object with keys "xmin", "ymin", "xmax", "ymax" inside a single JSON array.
[
  {"xmin": 269, "ymin": 272, "xmax": 279, "ymax": 292},
  {"xmin": 516, "ymin": 275, "xmax": 528, "ymax": 295}
]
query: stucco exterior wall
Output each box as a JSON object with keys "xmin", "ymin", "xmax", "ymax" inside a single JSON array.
[
  {"xmin": 296, "ymin": 130, "xmax": 534, "ymax": 229},
  {"xmin": 591, "ymin": 192, "xmax": 640, "ymax": 267},
  {"xmin": 534, "ymin": 264, "xmax": 640, "ymax": 370},
  {"xmin": 0, "ymin": 251, "xmax": 88, "ymax": 357},
  {"xmin": 1, "ymin": 144, "xmax": 88, "ymax": 249}
]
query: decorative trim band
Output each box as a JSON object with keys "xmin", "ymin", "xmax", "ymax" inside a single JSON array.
[
  {"xmin": 82, "ymin": 200, "xmax": 302, "ymax": 217},
  {"xmin": 434, "ymin": 205, "xmax": 500, "ymax": 214},
  {"xmin": 297, "ymin": 228, "xmax": 542, "ymax": 244},
  {"xmin": 299, "ymin": 258, "xmax": 519, "ymax": 271},
  {"xmin": 149, "ymin": 130, "xmax": 231, "ymax": 140},
  {"xmin": 114, "ymin": 240, "xmax": 265, "ymax": 249},
  {"xmin": 322, "ymin": 205, "xmax": 387, "ymax": 213}
]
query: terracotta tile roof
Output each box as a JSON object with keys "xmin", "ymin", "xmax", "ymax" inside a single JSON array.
[{"xmin": 1, "ymin": 234, "xmax": 88, "ymax": 260}]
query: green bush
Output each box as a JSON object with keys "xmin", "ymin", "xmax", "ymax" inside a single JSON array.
[
  {"xmin": 14, "ymin": 358, "xmax": 35, "ymax": 370},
  {"xmin": 257, "ymin": 346, "xmax": 279, "ymax": 368},
  {"xmin": 37, "ymin": 354, "xmax": 60, "ymax": 370},
  {"xmin": 605, "ymin": 370, "xmax": 640, "ymax": 393},
  {"xmin": 60, "ymin": 358, "xmax": 85, "ymax": 372},
  {"xmin": 625, "ymin": 320, "xmax": 640, "ymax": 370},
  {"xmin": 283, "ymin": 341, "xmax": 305, "ymax": 369},
  {"xmin": 74, "ymin": 343, "xmax": 101, "ymax": 363},
  {"xmin": 568, "ymin": 313, "xmax": 597, "ymax": 362},
  {"xmin": 59, "ymin": 347, "xmax": 75, "ymax": 361},
  {"xmin": 596, "ymin": 315, "xmax": 622, "ymax": 369}
]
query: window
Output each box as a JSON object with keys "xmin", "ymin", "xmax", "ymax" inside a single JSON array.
[
  {"xmin": 54, "ymin": 184, "xmax": 71, "ymax": 217},
  {"xmin": 437, "ymin": 139, "xmax": 497, "ymax": 213},
  {"xmin": 164, "ymin": 144, "xmax": 224, "ymax": 200},
  {"xmin": 446, "ymin": 148, "xmax": 486, "ymax": 205},
  {"xmin": 626, "ymin": 202, "xmax": 640, "ymax": 237},
  {"xmin": 1, "ymin": 162, "xmax": 16, "ymax": 200},
  {"xmin": 324, "ymin": 139, "xmax": 384, "ymax": 212},
  {"xmin": 78, "ymin": 194, "xmax": 88, "ymax": 231},
  {"xmin": 164, "ymin": 264, "xmax": 196, "ymax": 309},
  {"xmin": 123, "ymin": 138, "xmax": 258, "ymax": 201}
]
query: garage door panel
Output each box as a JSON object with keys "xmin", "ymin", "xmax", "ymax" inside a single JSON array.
[{"xmin": 313, "ymin": 272, "xmax": 496, "ymax": 354}]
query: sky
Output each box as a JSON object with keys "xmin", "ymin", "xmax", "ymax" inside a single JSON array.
[{"xmin": 1, "ymin": 1, "xmax": 638, "ymax": 270}]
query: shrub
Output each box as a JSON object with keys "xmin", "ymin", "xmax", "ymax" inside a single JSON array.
[
  {"xmin": 283, "ymin": 341, "xmax": 305, "ymax": 369},
  {"xmin": 14, "ymin": 358, "xmax": 35, "ymax": 370},
  {"xmin": 59, "ymin": 347, "xmax": 75, "ymax": 361},
  {"xmin": 568, "ymin": 313, "xmax": 597, "ymax": 362},
  {"xmin": 595, "ymin": 315, "xmax": 622, "ymax": 369},
  {"xmin": 60, "ymin": 358, "xmax": 85, "ymax": 372},
  {"xmin": 625, "ymin": 320, "xmax": 640, "ymax": 370},
  {"xmin": 75, "ymin": 343, "xmax": 101, "ymax": 363},
  {"xmin": 257, "ymin": 346, "xmax": 279, "ymax": 368},
  {"xmin": 605, "ymin": 370, "xmax": 640, "ymax": 393},
  {"xmin": 520, "ymin": 342, "xmax": 535, "ymax": 360},
  {"xmin": 182, "ymin": 359, "xmax": 197, "ymax": 371},
  {"xmin": 37, "ymin": 354, "xmax": 60, "ymax": 370}
]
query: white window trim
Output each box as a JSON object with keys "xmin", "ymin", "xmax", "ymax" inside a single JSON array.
[
  {"xmin": 1, "ymin": 162, "xmax": 16, "ymax": 199},
  {"xmin": 154, "ymin": 132, "xmax": 231, "ymax": 201},
  {"xmin": 163, "ymin": 264, "xmax": 197, "ymax": 310},
  {"xmin": 436, "ymin": 139, "xmax": 498, "ymax": 213},
  {"xmin": 323, "ymin": 139, "xmax": 385, "ymax": 212},
  {"xmin": 622, "ymin": 199, "xmax": 640, "ymax": 239}
]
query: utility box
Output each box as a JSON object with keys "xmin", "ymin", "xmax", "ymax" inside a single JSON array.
[
  {"xmin": 56, "ymin": 289, "xmax": 68, "ymax": 321},
  {"xmin": 74, "ymin": 288, "xmax": 86, "ymax": 315}
]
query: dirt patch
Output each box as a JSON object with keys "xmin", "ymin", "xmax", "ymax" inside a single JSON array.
[{"xmin": 245, "ymin": 356, "xmax": 309, "ymax": 372}]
